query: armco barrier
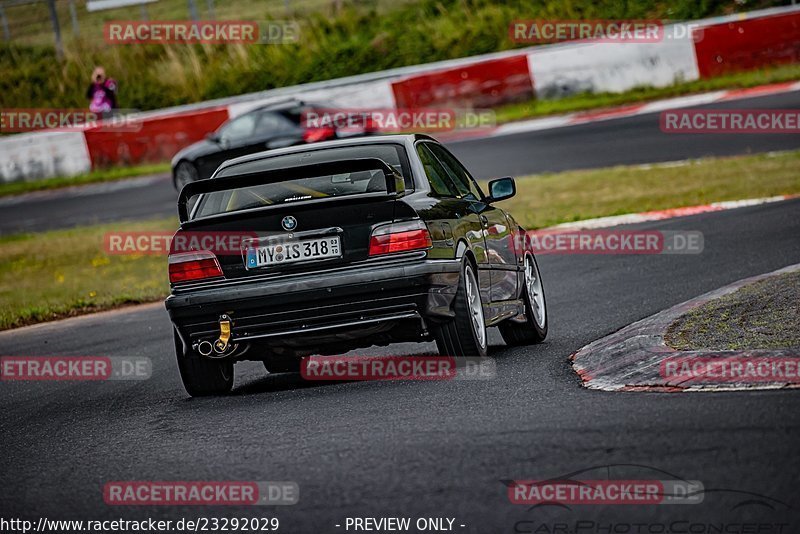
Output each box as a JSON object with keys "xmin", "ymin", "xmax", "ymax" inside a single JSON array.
[
  {"xmin": 0, "ymin": 131, "xmax": 91, "ymax": 182},
  {"xmin": 526, "ymin": 38, "xmax": 699, "ymax": 98},
  {"xmin": 83, "ymin": 107, "xmax": 229, "ymax": 168},
  {"xmin": 391, "ymin": 55, "xmax": 533, "ymax": 108},
  {"xmin": 227, "ymin": 79, "xmax": 396, "ymax": 119},
  {"xmin": 693, "ymin": 10, "xmax": 800, "ymax": 78}
]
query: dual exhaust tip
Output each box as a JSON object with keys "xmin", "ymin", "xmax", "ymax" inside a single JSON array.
[
  {"xmin": 197, "ymin": 340, "xmax": 216, "ymax": 356},
  {"xmin": 197, "ymin": 339, "xmax": 234, "ymax": 357}
]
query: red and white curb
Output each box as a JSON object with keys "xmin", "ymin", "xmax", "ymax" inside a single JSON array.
[
  {"xmin": 550, "ymin": 193, "xmax": 799, "ymax": 230},
  {"xmin": 570, "ymin": 263, "xmax": 800, "ymax": 392},
  {"xmin": 444, "ymin": 80, "xmax": 800, "ymax": 142}
]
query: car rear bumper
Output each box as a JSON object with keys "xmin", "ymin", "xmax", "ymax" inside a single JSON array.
[{"xmin": 165, "ymin": 257, "xmax": 462, "ymax": 352}]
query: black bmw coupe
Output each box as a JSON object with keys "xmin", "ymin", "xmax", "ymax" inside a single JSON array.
[
  {"xmin": 166, "ymin": 134, "xmax": 548, "ymax": 395},
  {"xmin": 170, "ymin": 99, "xmax": 370, "ymax": 190}
]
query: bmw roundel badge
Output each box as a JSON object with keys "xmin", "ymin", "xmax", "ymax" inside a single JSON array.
[{"xmin": 281, "ymin": 216, "xmax": 298, "ymax": 231}]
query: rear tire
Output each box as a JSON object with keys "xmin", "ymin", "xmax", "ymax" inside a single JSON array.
[
  {"xmin": 263, "ymin": 355, "xmax": 301, "ymax": 374},
  {"xmin": 174, "ymin": 331, "xmax": 234, "ymax": 396},
  {"xmin": 433, "ymin": 258, "xmax": 488, "ymax": 357},
  {"xmin": 174, "ymin": 161, "xmax": 199, "ymax": 191},
  {"xmin": 499, "ymin": 254, "xmax": 547, "ymax": 346}
]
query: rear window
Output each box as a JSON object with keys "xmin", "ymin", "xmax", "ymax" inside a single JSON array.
[{"xmin": 193, "ymin": 144, "xmax": 411, "ymax": 220}]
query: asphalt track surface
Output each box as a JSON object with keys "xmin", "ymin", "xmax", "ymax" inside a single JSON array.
[
  {"xmin": 1, "ymin": 89, "xmax": 799, "ymax": 235},
  {"xmin": 2, "ymin": 198, "xmax": 800, "ymax": 531}
]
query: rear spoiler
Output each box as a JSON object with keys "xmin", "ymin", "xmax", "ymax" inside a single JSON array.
[{"xmin": 177, "ymin": 158, "xmax": 405, "ymax": 223}]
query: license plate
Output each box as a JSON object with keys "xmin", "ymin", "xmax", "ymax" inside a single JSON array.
[{"xmin": 246, "ymin": 236, "xmax": 341, "ymax": 268}]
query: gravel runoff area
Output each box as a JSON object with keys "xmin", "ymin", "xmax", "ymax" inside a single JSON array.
[{"xmin": 666, "ymin": 270, "xmax": 800, "ymax": 351}]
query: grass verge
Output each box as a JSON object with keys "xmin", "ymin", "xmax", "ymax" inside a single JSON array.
[
  {"xmin": 494, "ymin": 150, "xmax": 800, "ymax": 229},
  {"xmin": 666, "ymin": 270, "xmax": 800, "ymax": 350},
  {"xmin": 2, "ymin": 150, "xmax": 799, "ymax": 330},
  {"xmin": 0, "ymin": 163, "xmax": 171, "ymax": 198},
  {"xmin": 0, "ymin": 217, "xmax": 175, "ymax": 331}
]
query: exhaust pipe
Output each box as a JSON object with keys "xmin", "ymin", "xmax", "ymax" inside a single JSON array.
[{"xmin": 197, "ymin": 341, "xmax": 214, "ymax": 356}]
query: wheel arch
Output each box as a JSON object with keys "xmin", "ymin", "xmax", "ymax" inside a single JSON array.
[{"xmin": 454, "ymin": 238, "xmax": 477, "ymax": 269}]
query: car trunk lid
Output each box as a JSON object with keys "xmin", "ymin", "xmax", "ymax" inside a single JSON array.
[{"xmin": 175, "ymin": 159, "xmax": 407, "ymax": 279}]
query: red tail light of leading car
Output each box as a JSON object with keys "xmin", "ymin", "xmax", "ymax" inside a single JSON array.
[
  {"xmin": 303, "ymin": 126, "xmax": 337, "ymax": 143},
  {"xmin": 168, "ymin": 250, "xmax": 223, "ymax": 284},
  {"xmin": 369, "ymin": 220, "xmax": 433, "ymax": 256}
]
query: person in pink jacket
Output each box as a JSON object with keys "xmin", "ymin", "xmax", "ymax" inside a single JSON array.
[{"xmin": 86, "ymin": 66, "xmax": 118, "ymax": 117}]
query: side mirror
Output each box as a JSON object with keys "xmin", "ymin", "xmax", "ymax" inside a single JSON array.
[
  {"xmin": 206, "ymin": 132, "xmax": 221, "ymax": 143},
  {"xmin": 487, "ymin": 177, "xmax": 516, "ymax": 203}
]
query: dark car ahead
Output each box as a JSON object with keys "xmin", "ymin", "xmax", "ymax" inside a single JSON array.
[
  {"xmin": 165, "ymin": 134, "xmax": 548, "ymax": 396},
  {"xmin": 170, "ymin": 99, "xmax": 368, "ymax": 190}
]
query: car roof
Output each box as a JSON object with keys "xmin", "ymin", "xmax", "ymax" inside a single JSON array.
[{"xmin": 215, "ymin": 133, "xmax": 438, "ymax": 176}]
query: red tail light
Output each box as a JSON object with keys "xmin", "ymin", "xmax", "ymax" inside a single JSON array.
[
  {"xmin": 303, "ymin": 126, "xmax": 336, "ymax": 143},
  {"xmin": 168, "ymin": 251, "xmax": 223, "ymax": 284},
  {"xmin": 369, "ymin": 220, "xmax": 432, "ymax": 256}
]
